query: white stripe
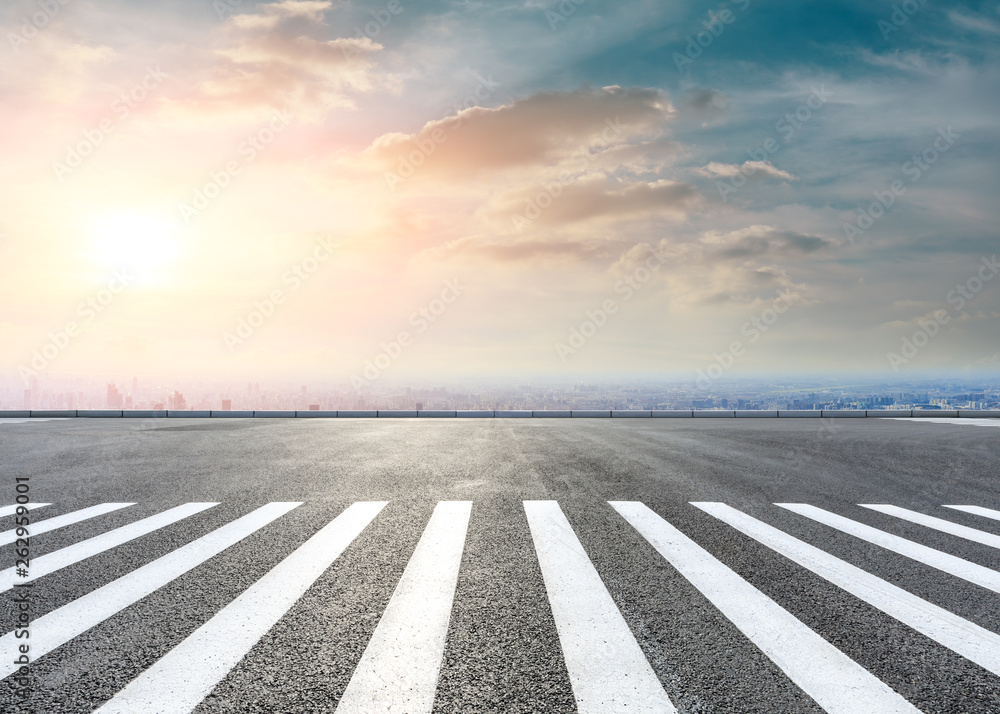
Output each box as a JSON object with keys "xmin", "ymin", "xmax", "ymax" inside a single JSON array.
[
  {"xmin": 692, "ymin": 502, "xmax": 1000, "ymax": 676},
  {"xmin": 0, "ymin": 503, "xmax": 134, "ymax": 546},
  {"xmin": 779, "ymin": 504, "xmax": 1000, "ymax": 594},
  {"xmin": 611, "ymin": 502, "xmax": 917, "ymax": 714},
  {"xmin": 0, "ymin": 503, "xmax": 51, "ymax": 518},
  {"xmin": 0, "ymin": 503, "xmax": 219, "ymax": 593},
  {"xmin": 891, "ymin": 417, "xmax": 1000, "ymax": 428},
  {"xmin": 336, "ymin": 501, "xmax": 472, "ymax": 714},
  {"xmin": 861, "ymin": 504, "xmax": 1000, "ymax": 549},
  {"xmin": 0, "ymin": 502, "xmax": 300, "ymax": 679},
  {"xmin": 943, "ymin": 505, "xmax": 1000, "ymax": 523},
  {"xmin": 95, "ymin": 502, "xmax": 387, "ymax": 714},
  {"xmin": 523, "ymin": 500, "xmax": 676, "ymax": 714}
]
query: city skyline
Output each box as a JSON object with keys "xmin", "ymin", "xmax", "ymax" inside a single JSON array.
[{"xmin": 7, "ymin": 374, "xmax": 1000, "ymax": 413}]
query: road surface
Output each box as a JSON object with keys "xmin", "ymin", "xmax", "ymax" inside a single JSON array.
[{"xmin": 2, "ymin": 417, "xmax": 999, "ymax": 712}]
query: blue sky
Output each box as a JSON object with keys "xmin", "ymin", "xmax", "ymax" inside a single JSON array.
[{"xmin": 1, "ymin": 0, "xmax": 998, "ymax": 383}]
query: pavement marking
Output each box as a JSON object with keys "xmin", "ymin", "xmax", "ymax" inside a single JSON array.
[
  {"xmin": 890, "ymin": 417, "xmax": 1000, "ymax": 428},
  {"xmin": 336, "ymin": 501, "xmax": 472, "ymax": 714},
  {"xmin": 0, "ymin": 502, "xmax": 301, "ymax": 680},
  {"xmin": 95, "ymin": 501, "xmax": 387, "ymax": 714},
  {"xmin": 0, "ymin": 418, "xmax": 70, "ymax": 425},
  {"xmin": 524, "ymin": 500, "xmax": 677, "ymax": 714},
  {"xmin": 0, "ymin": 502, "xmax": 51, "ymax": 517},
  {"xmin": 860, "ymin": 504, "xmax": 1000, "ymax": 549},
  {"xmin": 943, "ymin": 505, "xmax": 1000, "ymax": 523},
  {"xmin": 612, "ymin": 502, "xmax": 918, "ymax": 714},
  {"xmin": 0, "ymin": 503, "xmax": 219, "ymax": 593},
  {"xmin": 0, "ymin": 503, "xmax": 134, "ymax": 546},
  {"xmin": 779, "ymin": 504, "xmax": 1000, "ymax": 594},
  {"xmin": 692, "ymin": 502, "xmax": 1000, "ymax": 677}
]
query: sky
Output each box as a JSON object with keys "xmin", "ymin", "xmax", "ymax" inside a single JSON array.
[{"xmin": 1, "ymin": 0, "xmax": 998, "ymax": 387}]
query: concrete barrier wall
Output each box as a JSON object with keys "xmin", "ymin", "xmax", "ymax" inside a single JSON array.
[{"xmin": 3, "ymin": 409, "xmax": 998, "ymax": 420}]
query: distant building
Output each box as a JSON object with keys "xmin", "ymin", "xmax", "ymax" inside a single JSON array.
[
  {"xmin": 107, "ymin": 383, "xmax": 123, "ymax": 409},
  {"xmin": 221, "ymin": 399, "xmax": 232, "ymax": 410}
]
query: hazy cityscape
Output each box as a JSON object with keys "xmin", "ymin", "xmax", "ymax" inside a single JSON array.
[{"xmin": 5, "ymin": 375, "xmax": 999, "ymax": 413}]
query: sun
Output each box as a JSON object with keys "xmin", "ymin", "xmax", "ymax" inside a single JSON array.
[{"xmin": 87, "ymin": 211, "xmax": 183, "ymax": 272}]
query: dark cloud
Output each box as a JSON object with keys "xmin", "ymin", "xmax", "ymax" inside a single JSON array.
[
  {"xmin": 432, "ymin": 237, "xmax": 610, "ymax": 263},
  {"xmin": 366, "ymin": 86, "xmax": 672, "ymax": 178},
  {"xmin": 704, "ymin": 226, "xmax": 835, "ymax": 260}
]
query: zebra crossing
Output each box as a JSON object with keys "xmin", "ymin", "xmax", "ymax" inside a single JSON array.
[{"xmin": 4, "ymin": 498, "xmax": 1000, "ymax": 712}]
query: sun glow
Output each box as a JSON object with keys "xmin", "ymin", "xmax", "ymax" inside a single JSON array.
[{"xmin": 87, "ymin": 211, "xmax": 184, "ymax": 273}]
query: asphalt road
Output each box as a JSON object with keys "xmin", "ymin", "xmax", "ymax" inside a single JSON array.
[{"xmin": 2, "ymin": 417, "xmax": 999, "ymax": 713}]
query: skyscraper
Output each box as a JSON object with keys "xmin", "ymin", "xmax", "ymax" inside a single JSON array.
[{"xmin": 107, "ymin": 383, "xmax": 123, "ymax": 409}]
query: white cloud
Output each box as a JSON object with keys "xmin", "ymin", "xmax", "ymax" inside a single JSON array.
[{"xmin": 695, "ymin": 161, "xmax": 797, "ymax": 182}]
